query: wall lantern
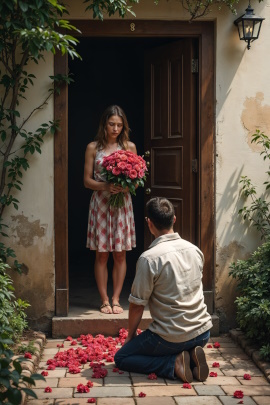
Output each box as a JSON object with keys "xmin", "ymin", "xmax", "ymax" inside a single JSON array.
[{"xmin": 234, "ymin": 2, "xmax": 265, "ymax": 49}]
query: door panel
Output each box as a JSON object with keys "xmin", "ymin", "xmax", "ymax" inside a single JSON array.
[{"xmin": 144, "ymin": 39, "xmax": 197, "ymax": 249}]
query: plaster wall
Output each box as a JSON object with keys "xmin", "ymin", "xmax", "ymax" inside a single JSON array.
[
  {"xmin": 1, "ymin": 0, "xmax": 269, "ymax": 332},
  {"xmin": 1, "ymin": 54, "xmax": 55, "ymax": 331}
]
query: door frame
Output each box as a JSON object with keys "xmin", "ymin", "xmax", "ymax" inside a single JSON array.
[{"xmin": 54, "ymin": 20, "xmax": 215, "ymax": 316}]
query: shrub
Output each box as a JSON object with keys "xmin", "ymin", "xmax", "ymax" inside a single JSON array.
[
  {"xmin": 0, "ymin": 324, "xmax": 44, "ymax": 404},
  {"xmin": 229, "ymin": 241, "xmax": 270, "ymax": 360},
  {"xmin": 0, "ymin": 260, "xmax": 30, "ymax": 342}
]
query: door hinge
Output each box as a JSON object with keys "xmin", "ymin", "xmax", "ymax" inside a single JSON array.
[
  {"xmin": 191, "ymin": 59, "xmax": 199, "ymax": 73},
  {"xmin": 192, "ymin": 159, "xmax": 198, "ymax": 173}
]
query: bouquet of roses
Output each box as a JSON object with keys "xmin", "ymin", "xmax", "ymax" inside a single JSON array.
[{"xmin": 101, "ymin": 150, "xmax": 148, "ymax": 208}]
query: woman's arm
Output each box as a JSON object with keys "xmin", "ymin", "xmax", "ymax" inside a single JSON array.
[
  {"xmin": 127, "ymin": 141, "xmax": 137, "ymax": 154},
  {"xmin": 84, "ymin": 142, "xmax": 106, "ymax": 191},
  {"xmin": 84, "ymin": 142, "xmax": 123, "ymax": 194}
]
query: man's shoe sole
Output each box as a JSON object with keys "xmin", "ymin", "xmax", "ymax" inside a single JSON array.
[
  {"xmin": 191, "ymin": 346, "xmax": 209, "ymax": 382},
  {"xmin": 174, "ymin": 351, "xmax": 193, "ymax": 383}
]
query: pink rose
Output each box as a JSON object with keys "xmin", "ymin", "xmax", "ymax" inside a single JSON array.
[
  {"xmin": 134, "ymin": 164, "xmax": 141, "ymax": 171},
  {"xmin": 138, "ymin": 170, "xmax": 145, "ymax": 178},
  {"xmin": 125, "ymin": 163, "xmax": 132, "ymax": 170},
  {"xmin": 112, "ymin": 167, "xmax": 121, "ymax": 176},
  {"xmin": 120, "ymin": 154, "xmax": 128, "ymax": 161},
  {"xmin": 128, "ymin": 169, "xmax": 137, "ymax": 179},
  {"xmin": 117, "ymin": 161, "xmax": 126, "ymax": 170}
]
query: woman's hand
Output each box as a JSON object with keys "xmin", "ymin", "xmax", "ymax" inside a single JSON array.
[
  {"xmin": 105, "ymin": 183, "xmax": 124, "ymax": 195},
  {"xmin": 122, "ymin": 186, "xmax": 129, "ymax": 193}
]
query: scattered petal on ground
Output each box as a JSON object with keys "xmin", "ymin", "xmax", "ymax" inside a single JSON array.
[
  {"xmin": 234, "ymin": 390, "xmax": 244, "ymax": 399},
  {"xmin": 244, "ymin": 373, "xmax": 251, "ymax": 380},
  {"xmin": 213, "ymin": 342, "xmax": 220, "ymax": 348},
  {"xmin": 148, "ymin": 373, "xmax": 157, "ymax": 380},
  {"xmin": 212, "ymin": 362, "xmax": 220, "ymax": 367},
  {"xmin": 44, "ymin": 387, "xmax": 52, "ymax": 393},
  {"xmin": 183, "ymin": 383, "xmax": 192, "ymax": 389},
  {"xmin": 209, "ymin": 371, "xmax": 218, "ymax": 377},
  {"xmin": 77, "ymin": 383, "xmax": 90, "ymax": 393},
  {"xmin": 139, "ymin": 392, "xmax": 146, "ymax": 397}
]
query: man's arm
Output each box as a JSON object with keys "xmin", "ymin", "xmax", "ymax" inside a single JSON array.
[{"xmin": 125, "ymin": 303, "xmax": 144, "ymax": 344}]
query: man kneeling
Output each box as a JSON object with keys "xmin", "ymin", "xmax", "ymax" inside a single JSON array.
[{"xmin": 115, "ymin": 197, "xmax": 213, "ymax": 382}]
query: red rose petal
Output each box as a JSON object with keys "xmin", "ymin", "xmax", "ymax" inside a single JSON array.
[
  {"xmin": 212, "ymin": 362, "xmax": 220, "ymax": 368},
  {"xmin": 148, "ymin": 373, "xmax": 158, "ymax": 380},
  {"xmin": 87, "ymin": 399, "xmax": 96, "ymax": 403},
  {"xmin": 233, "ymin": 390, "xmax": 244, "ymax": 399},
  {"xmin": 41, "ymin": 371, "xmax": 48, "ymax": 376},
  {"xmin": 209, "ymin": 372, "xmax": 218, "ymax": 377},
  {"xmin": 207, "ymin": 344, "xmax": 213, "ymax": 348},
  {"xmin": 44, "ymin": 387, "xmax": 52, "ymax": 393},
  {"xmin": 24, "ymin": 352, "xmax": 32, "ymax": 359},
  {"xmin": 243, "ymin": 373, "xmax": 251, "ymax": 380},
  {"xmin": 139, "ymin": 392, "xmax": 146, "ymax": 397},
  {"xmin": 213, "ymin": 342, "xmax": 220, "ymax": 348},
  {"xmin": 76, "ymin": 383, "xmax": 90, "ymax": 393},
  {"xmin": 183, "ymin": 383, "xmax": 192, "ymax": 389}
]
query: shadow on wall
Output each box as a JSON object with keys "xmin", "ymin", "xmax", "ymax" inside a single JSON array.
[{"xmin": 215, "ymin": 166, "xmax": 264, "ymax": 332}]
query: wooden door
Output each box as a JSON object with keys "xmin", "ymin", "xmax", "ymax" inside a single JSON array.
[{"xmin": 144, "ymin": 39, "xmax": 197, "ymax": 248}]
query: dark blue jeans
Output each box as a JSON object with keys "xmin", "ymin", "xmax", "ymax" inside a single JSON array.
[{"xmin": 114, "ymin": 329, "xmax": 210, "ymax": 380}]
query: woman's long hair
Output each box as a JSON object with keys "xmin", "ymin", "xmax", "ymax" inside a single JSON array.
[{"xmin": 95, "ymin": 105, "xmax": 130, "ymax": 150}]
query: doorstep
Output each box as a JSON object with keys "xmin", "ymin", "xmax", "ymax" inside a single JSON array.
[{"xmin": 52, "ymin": 311, "xmax": 219, "ymax": 338}]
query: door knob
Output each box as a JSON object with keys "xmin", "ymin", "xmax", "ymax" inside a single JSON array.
[
  {"xmin": 145, "ymin": 150, "xmax": 150, "ymax": 157},
  {"xmin": 146, "ymin": 161, "xmax": 150, "ymax": 167},
  {"xmin": 145, "ymin": 188, "xmax": 151, "ymax": 195}
]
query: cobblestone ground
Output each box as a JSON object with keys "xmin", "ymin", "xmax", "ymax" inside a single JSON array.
[{"xmin": 27, "ymin": 335, "xmax": 270, "ymax": 405}]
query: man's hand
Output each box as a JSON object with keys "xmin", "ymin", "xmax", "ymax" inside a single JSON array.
[
  {"xmin": 128, "ymin": 303, "xmax": 144, "ymax": 341},
  {"xmin": 123, "ymin": 333, "xmax": 137, "ymax": 346}
]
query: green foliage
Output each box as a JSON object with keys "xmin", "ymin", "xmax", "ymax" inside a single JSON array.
[
  {"xmin": 84, "ymin": 0, "xmax": 139, "ymax": 20},
  {"xmin": 229, "ymin": 131, "xmax": 270, "ymax": 361},
  {"xmin": 260, "ymin": 343, "xmax": 270, "ymax": 361},
  {"xmin": 238, "ymin": 131, "xmax": 270, "ymax": 240},
  {"xmin": 0, "ymin": 324, "xmax": 45, "ymax": 405},
  {"xmin": 15, "ymin": 340, "xmax": 37, "ymax": 355},
  {"xmin": 229, "ymin": 241, "xmax": 270, "ymax": 360},
  {"xmin": 0, "ymin": 260, "xmax": 30, "ymax": 342},
  {"xmin": 0, "ymin": 0, "xmax": 80, "ymax": 268},
  {"xmin": 177, "ymin": 0, "xmax": 238, "ymax": 20}
]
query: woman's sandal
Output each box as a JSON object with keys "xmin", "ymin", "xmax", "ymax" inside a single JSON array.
[
  {"xmin": 112, "ymin": 303, "xmax": 124, "ymax": 314},
  {"xmin": 100, "ymin": 303, "xmax": 112, "ymax": 314}
]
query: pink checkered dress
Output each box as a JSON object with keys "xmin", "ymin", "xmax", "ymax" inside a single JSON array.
[{"xmin": 86, "ymin": 147, "xmax": 136, "ymax": 252}]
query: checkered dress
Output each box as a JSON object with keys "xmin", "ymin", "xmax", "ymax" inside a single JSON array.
[{"xmin": 86, "ymin": 147, "xmax": 136, "ymax": 252}]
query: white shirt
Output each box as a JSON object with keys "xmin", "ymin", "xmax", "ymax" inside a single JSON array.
[{"xmin": 129, "ymin": 233, "xmax": 213, "ymax": 342}]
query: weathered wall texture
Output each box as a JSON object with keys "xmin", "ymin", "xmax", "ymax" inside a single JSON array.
[
  {"xmin": 1, "ymin": 0, "xmax": 269, "ymax": 333},
  {"xmin": 215, "ymin": 1, "xmax": 270, "ymax": 330},
  {"xmin": 2, "ymin": 54, "xmax": 55, "ymax": 332}
]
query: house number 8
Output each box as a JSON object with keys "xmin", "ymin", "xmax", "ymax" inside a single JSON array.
[{"xmin": 130, "ymin": 23, "xmax": 135, "ymax": 32}]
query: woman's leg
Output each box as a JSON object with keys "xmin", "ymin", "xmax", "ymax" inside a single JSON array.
[
  {"xmin": 94, "ymin": 251, "xmax": 112, "ymax": 314},
  {"xmin": 112, "ymin": 251, "xmax": 126, "ymax": 314}
]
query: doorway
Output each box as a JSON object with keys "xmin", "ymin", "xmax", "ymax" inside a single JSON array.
[
  {"xmin": 54, "ymin": 20, "xmax": 215, "ymax": 317},
  {"xmin": 67, "ymin": 37, "xmax": 192, "ymax": 312}
]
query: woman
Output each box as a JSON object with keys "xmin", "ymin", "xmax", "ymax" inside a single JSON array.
[{"xmin": 84, "ymin": 105, "xmax": 137, "ymax": 314}]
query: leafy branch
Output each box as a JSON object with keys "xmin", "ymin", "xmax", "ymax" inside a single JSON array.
[{"xmin": 238, "ymin": 130, "xmax": 270, "ymax": 241}]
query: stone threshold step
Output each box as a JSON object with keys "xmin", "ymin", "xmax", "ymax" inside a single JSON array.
[{"xmin": 52, "ymin": 314, "xmax": 219, "ymax": 338}]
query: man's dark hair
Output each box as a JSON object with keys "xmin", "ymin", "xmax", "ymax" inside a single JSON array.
[{"xmin": 146, "ymin": 197, "xmax": 175, "ymax": 230}]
